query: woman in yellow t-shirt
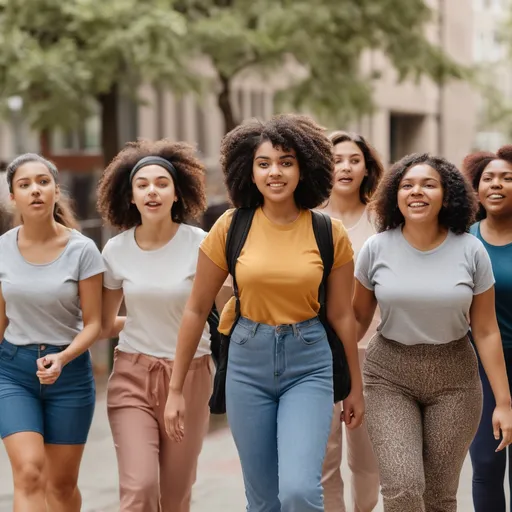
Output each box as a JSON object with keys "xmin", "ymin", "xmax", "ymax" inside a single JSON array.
[{"xmin": 164, "ymin": 114, "xmax": 363, "ymax": 511}]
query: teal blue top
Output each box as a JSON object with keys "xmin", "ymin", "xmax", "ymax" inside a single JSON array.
[{"xmin": 470, "ymin": 222, "xmax": 512, "ymax": 348}]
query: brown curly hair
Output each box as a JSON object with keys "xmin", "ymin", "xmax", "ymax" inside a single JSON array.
[
  {"xmin": 462, "ymin": 145, "xmax": 512, "ymax": 220},
  {"xmin": 97, "ymin": 139, "xmax": 207, "ymax": 229},
  {"xmin": 221, "ymin": 114, "xmax": 334, "ymax": 209},
  {"xmin": 372, "ymin": 153, "xmax": 477, "ymax": 235},
  {"xmin": 329, "ymin": 131, "xmax": 384, "ymax": 204}
]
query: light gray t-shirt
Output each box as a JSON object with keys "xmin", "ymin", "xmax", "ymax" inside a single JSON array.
[
  {"xmin": 0, "ymin": 227, "xmax": 105, "ymax": 346},
  {"xmin": 355, "ymin": 227, "xmax": 495, "ymax": 345}
]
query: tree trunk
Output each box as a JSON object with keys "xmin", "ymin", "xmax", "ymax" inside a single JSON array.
[
  {"xmin": 98, "ymin": 83, "xmax": 119, "ymax": 168},
  {"xmin": 218, "ymin": 73, "xmax": 238, "ymax": 134},
  {"xmin": 98, "ymin": 83, "xmax": 120, "ymax": 369}
]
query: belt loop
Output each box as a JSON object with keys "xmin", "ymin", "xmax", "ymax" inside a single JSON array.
[
  {"xmin": 252, "ymin": 323, "xmax": 259, "ymax": 337},
  {"xmin": 292, "ymin": 324, "xmax": 298, "ymax": 338},
  {"xmin": 133, "ymin": 354, "xmax": 141, "ymax": 365}
]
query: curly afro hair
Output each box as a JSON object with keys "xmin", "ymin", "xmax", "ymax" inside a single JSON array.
[
  {"xmin": 372, "ymin": 153, "xmax": 477, "ymax": 235},
  {"xmin": 329, "ymin": 131, "xmax": 384, "ymax": 204},
  {"xmin": 220, "ymin": 114, "xmax": 334, "ymax": 209},
  {"xmin": 97, "ymin": 139, "xmax": 207, "ymax": 230},
  {"xmin": 462, "ymin": 145, "xmax": 512, "ymax": 220}
]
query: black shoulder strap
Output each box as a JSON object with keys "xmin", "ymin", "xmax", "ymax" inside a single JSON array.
[
  {"xmin": 225, "ymin": 208, "xmax": 256, "ymax": 314},
  {"xmin": 311, "ymin": 210, "xmax": 334, "ymax": 306}
]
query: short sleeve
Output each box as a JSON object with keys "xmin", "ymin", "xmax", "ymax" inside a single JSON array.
[
  {"xmin": 200, "ymin": 209, "xmax": 235, "ymax": 272},
  {"xmin": 354, "ymin": 238, "xmax": 374, "ymax": 290},
  {"xmin": 79, "ymin": 238, "xmax": 106, "ymax": 281},
  {"xmin": 101, "ymin": 240, "xmax": 123, "ymax": 290},
  {"xmin": 473, "ymin": 240, "xmax": 495, "ymax": 295},
  {"xmin": 331, "ymin": 219, "xmax": 354, "ymax": 269}
]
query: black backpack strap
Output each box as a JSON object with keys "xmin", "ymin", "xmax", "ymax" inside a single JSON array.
[
  {"xmin": 225, "ymin": 208, "xmax": 256, "ymax": 315},
  {"xmin": 311, "ymin": 210, "xmax": 334, "ymax": 305}
]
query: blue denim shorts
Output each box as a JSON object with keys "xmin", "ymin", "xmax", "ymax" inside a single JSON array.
[{"xmin": 0, "ymin": 340, "xmax": 96, "ymax": 444}]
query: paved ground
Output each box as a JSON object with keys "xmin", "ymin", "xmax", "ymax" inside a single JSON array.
[{"xmin": 0, "ymin": 391, "xmax": 503, "ymax": 511}]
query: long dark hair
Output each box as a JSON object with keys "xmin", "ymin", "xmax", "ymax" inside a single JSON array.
[
  {"xmin": 6, "ymin": 153, "xmax": 79, "ymax": 230},
  {"xmin": 329, "ymin": 131, "xmax": 384, "ymax": 204}
]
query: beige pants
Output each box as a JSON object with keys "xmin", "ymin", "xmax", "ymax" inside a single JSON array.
[
  {"xmin": 322, "ymin": 346, "xmax": 380, "ymax": 512},
  {"xmin": 107, "ymin": 350, "xmax": 212, "ymax": 512}
]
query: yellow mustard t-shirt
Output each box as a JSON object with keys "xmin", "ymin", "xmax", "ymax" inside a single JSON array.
[{"xmin": 200, "ymin": 208, "xmax": 354, "ymax": 334}]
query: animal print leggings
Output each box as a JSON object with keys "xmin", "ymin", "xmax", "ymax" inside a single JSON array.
[{"xmin": 363, "ymin": 334, "xmax": 483, "ymax": 512}]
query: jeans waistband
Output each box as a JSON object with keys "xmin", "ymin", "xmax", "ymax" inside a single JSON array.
[
  {"xmin": 1, "ymin": 339, "xmax": 69, "ymax": 352},
  {"xmin": 236, "ymin": 316, "xmax": 320, "ymax": 337}
]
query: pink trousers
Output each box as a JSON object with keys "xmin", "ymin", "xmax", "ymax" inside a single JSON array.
[
  {"xmin": 322, "ymin": 346, "xmax": 380, "ymax": 512},
  {"xmin": 107, "ymin": 350, "xmax": 212, "ymax": 512}
]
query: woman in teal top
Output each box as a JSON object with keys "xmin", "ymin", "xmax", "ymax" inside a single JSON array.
[{"xmin": 463, "ymin": 146, "xmax": 512, "ymax": 512}]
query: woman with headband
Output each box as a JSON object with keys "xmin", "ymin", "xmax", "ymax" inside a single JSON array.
[
  {"xmin": 321, "ymin": 131, "xmax": 382, "ymax": 512},
  {"xmin": 0, "ymin": 154, "xmax": 104, "ymax": 512},
  {"xmin": 97, "ymin": 139, "xmax": 218, "ymax": 512}
]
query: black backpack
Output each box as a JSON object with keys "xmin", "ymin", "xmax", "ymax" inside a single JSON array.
[{"xmin": 208, "ymin": 208, "xmax": 351, "ymax": 415}]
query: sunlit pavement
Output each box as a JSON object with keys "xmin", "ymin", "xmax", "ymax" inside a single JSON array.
[{"xmin": 0, "ymin": 391, "xmax": 496, "ymax": 511}]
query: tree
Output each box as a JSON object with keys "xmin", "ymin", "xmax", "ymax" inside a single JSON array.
[
  {"xmin": 0, "ymin": 0, "xmax": 467, "ymax": 163},
  {"xmin": 0, "ymin": 0, "xmax": 194, "ymax": 165},
  {"xmin": 177, "ymin": 0, "xmax": 468, "ymax": 133}
]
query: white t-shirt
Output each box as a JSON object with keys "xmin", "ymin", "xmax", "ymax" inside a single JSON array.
[
  {"xmin": 355, "ymin": 228, "xmax": 495, "ymax": 345},
  {"xmin": 102, "ymin": 224, "xmax": 211, "ymax": 359},
  {"xmin": 0, "ymin": 227, "xmax": 105, "ymax": 346},
  {"xmin": 345, "ymin": 208, "xmax": 380, "ymax": 347}
]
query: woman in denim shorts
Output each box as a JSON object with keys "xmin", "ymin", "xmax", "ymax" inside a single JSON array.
[{"xmin": 0, "ymin": 154, "xmax": 104, "ymax": 511}]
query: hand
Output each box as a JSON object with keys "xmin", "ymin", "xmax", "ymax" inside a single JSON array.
[
  {"xmin": 492, "ymin": 404, "xmax": 512, "ymax": 451},
  {"xmin": 164, "ymin": 390, "xmax": 186, "ymax": 442},
  {"xmin": 36, "ymin": 353, "xmax": 64, "ymax": 385},
  {"xmin": 341, "ymin": 388, "xmax": 365, "ymax": 429}
]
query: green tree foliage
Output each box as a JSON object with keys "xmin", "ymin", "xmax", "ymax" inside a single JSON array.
[
  {"xmin": 0, "ymin": 0, "xmax": 191, "ymax": 162},
  {"xmin": 177, "ymin": 0, "xmax": 467, "ymax": 132},
  {"xmin": 0, "ymin": 0, "xmax": 467, "ymax": 162}
]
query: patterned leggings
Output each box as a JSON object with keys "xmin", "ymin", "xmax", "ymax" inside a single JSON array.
[{"xmin": 363, "ymin": 334, "xmax": 483, "ymax": 512}]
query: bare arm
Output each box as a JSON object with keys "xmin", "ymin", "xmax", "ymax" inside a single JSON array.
[
  {"xmin": 169, "ymin": 250, "xmax": 228, "ymax": 393},
  {"xmin": 101, "ymin": 288, "xmax": 125, "ymax": 339},
  {"xmin": 471, "ymin": 288, "xmax": 510, "ymax": 406},
  {"xmin": 0, "ymin": 285, "xmax": 8, "ymax": 341},
  {"xmin": 215, "ymin": 275, "xmax": 233, "ymax": 314},
  {"xmin": 471, "ymin": 287, "xmax": 512, "ymax": 450},
  {"xmin": 60, "ymin": 274, "xmax": 104, "ymax": 364},
  {"xmin": 352, "ymin": 280, "xmax": 378, "ymax": 342}
]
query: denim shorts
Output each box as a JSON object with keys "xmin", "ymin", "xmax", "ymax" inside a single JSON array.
[{"xmin": 0, "ymin": 339, "xmax": 96, "ymax": 444}]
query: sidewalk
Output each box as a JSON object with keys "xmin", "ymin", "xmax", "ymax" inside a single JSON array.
[{"xmin": 0, "ymin": 393, "xmax": 486, "ymax": 511}]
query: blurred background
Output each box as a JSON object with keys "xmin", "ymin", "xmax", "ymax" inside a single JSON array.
[{"xmin": 0, "ymin": 0, "xmax": 511, "ymax": 376}]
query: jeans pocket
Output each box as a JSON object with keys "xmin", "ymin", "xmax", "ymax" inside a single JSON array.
[
  {"xmin": 230, "ymin": 324, "xmax": 251, "ymax": 345},
  {"xmin": 67, "ymin": 350, "xmax": 92, "ymax": 370},
  {"xmin": 0, "ymin": 342, "xmax": 17, "ymax": 361},
  {"xmin": 298, "ymin": 322, "xmax": 327, "ymax": 346}
]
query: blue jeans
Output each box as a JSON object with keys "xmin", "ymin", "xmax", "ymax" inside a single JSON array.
[
  {"xmin": 470, "ymin": 346, "xmax": 512, "ymax": 511},
  {"xmin": 226, "ymin": 317, "xmax": 334, "ymax": 512},
  {"xmin": 0, "ymin": 340, "xmax": 95, "ymax": 444}
]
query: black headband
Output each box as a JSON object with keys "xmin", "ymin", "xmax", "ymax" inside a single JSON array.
[{"xmin": 129, "ymin": 156, "xmax": 178, "ymax": 183}]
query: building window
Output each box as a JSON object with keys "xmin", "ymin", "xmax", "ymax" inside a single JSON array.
[
  {"xmin": 51, "ymin": 115, "xmax": 101, "ymax": 153},
  {"xmin": 175, "ymin": 96, "xmax": 187, "ymax": 141},
  {"xmin": 250, "ymin": 91, "xmax": 266, "ymax": 119},
  {"xmin": 195, "ymin": 100, "xmax": 208, "ymax": 157}
]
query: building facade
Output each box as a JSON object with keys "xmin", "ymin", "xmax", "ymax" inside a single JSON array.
[
  {"xmin": 472, "ymin": 0, "xmax": 512, "ymax": 150},
  {"xmin": 0, "ymin": 0, "xmax": 477, "ymax": 205}
]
